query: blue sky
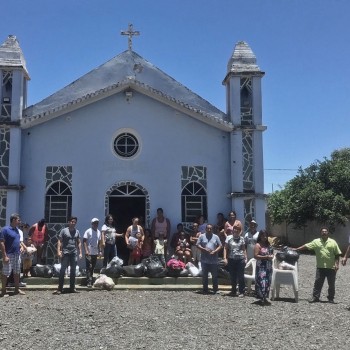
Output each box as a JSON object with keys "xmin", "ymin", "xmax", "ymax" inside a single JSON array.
[{"xmin": 2, "ymin": 0, "xmax": 350, "ymax": 193}]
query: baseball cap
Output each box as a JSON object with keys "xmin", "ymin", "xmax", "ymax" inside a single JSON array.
[{"xmin": 91, "ymin": 218, "xmax": 99, "ymax": 223}]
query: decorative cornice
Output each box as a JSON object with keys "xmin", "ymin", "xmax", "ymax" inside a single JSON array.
[
  {"xmin": 0, "ymin": 119, "xmax": 21, "ymax": 127},
  {"xmin": 0, "ymin": 185, "xmax": 25, "ymax": 191},
  {"xmin": 227, "ymin": 191, "xmax": 267, "ymax": 200}
]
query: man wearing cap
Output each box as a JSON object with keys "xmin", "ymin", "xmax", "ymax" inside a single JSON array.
[
  {"xmin": 83, "ymin": 218, "xmax": 102, "ymax": 288},
  {"xmin": 53, "ymin": 216, "xmax": 82, "ymax": 294},
  {"xmin": 244, "ymin": 220, "xmax": 259, "ymax": 261}
]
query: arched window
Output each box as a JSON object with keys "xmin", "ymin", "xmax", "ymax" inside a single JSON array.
[
  {"xmin": 45, "ymin": 181, "xmax": 72, "ymax": 223},
  {"xmin": 181, "ymin": 182, "xmax": 207, "ymax": 223}
]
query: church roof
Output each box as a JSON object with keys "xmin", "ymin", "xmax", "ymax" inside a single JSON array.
[
  {"xmin": 23, "ymin": 50, "xmax": 231, "ymax": 131},
  {"xmin": 0, "ymin": 35, "xmax": 29, "ymax": 78},
  {"xmin": 226, "ymin": 41, "xmax": 264, "ymax": 75}
]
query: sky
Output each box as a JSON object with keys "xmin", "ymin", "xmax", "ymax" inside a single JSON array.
[{"xmin": 1, "ymin": 0, "xmax": 350, "ymax": 194}]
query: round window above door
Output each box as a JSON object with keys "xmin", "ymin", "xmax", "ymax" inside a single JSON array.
[{"xmin": 112, "ymin": 129, "xmax": 141, "ymax": 159}]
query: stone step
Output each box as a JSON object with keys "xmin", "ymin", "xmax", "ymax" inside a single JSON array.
[{"xmin": 2, "ymin": 276, "xmax": 232, "ymax": 291}]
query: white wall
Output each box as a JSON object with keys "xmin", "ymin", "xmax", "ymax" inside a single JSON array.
[{"xmin": 19, "ymin": 91, "xmax": 232, "ymax": 229}]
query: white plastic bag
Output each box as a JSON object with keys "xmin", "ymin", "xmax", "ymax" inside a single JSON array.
[
  {"xmin": 93, "ymin": 274, "xmax": 115, "ymax": 291},
  {"xmin": 186, "ymin": 262, "xmax": 200, "ymax": 277},
  {"xmin": 278, "ymin": 261, "xmax": 296, "ymax": 270}
]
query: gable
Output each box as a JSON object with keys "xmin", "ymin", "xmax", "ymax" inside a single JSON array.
[{"xmin": 22, "ymin": 50, "xmax": 232, "ymax": 131}]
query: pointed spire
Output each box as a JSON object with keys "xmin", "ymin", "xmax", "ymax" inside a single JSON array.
[
  {"xmin": 0, "ymin": 35, "xmax": 29, "ymax": 78},
  {"xmin": 227, "ymin": 41, "xmax": 262, "ymax": 74}
]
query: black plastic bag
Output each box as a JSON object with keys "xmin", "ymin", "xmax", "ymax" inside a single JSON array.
[
  {"xmin": 276, "ymin": 247, "xmax": 299, "ymax": 265},
  {"xmin": 123, "ymin": 264, "xmax": 145, "ymax": 277},
  {"xmin": 104, "ymin": 264, "xmax": 123, "ymax": 278},
  {"xmin": 218, "ymin": 267, "xmax": 230, "ymax": 279},
  {"xmin": 30, "ymin": 264, "xmax": 53, "ymax": 278},
  {"xmin": 143, "ymin": 255, "xmax": 165, "ymax": 278}
]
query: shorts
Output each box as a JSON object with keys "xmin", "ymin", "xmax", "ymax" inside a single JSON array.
[{"xmin": 2, "ymin": 254, "xmax": 21, "ymax": 276}]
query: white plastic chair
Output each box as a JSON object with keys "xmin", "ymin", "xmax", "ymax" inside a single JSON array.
[
  {"xmin": 271, "ymin": 258, "xmax": 298, "ymax": 302},
  {"xmin": 244, "ymin": 258, "xmax": 256, "ymax": 293}
]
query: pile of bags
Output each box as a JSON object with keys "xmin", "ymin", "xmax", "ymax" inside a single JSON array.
[{"xmin": 275, "ymin": 246, "xmax": 299, "ymax": 270}]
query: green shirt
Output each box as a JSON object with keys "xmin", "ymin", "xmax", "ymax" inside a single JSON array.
[{"xmin": 305, "ymin": 238, "xmax": 341, "ymax": 269}]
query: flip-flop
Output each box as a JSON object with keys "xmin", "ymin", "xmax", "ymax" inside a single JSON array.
[{"xmin": 14, "ymin": 289, "xmax": 26, "ymax": 295}]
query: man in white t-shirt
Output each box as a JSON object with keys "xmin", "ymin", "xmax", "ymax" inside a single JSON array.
[
  {"xmin": 244, "ymin": 220, "xmax": 259, "ymax": 261},
  {"xmin": 83, "ymin": 218, "xmax": 102, "ymax": 288}
]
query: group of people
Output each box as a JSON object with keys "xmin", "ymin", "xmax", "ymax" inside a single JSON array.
[
  {"xmin": 194, "ymin": 213, "xmax": 273, "ymax": 302},
  {"xmin": 0, "ymin": 210, "xmax": 348, "ymax": 304},
  {"xmin": 0, "ymin": 214, "xmax": 48, "ymax": 296}
]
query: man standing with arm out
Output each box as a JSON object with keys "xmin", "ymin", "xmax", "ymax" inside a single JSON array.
[
  {"xmin": 53, "ymin": 216, "xmax": 82, "ymax": 294},
  {"xmin": 295, "ymin": 227, "xmax": 341, "ymax": 303},
  {"xmin": 196, "ymin": 224, "xmax": 222, "ymax": 294},
  {"xmin": 0, "ymin": 213, "xmax": 27, "ymax": 297}
]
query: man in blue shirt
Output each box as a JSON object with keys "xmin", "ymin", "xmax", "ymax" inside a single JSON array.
[
  {"xmin": 0, "ymin": 213, "xmax": 27, "ymax": 297},
  {"xmin": 196, "ymin": 224, "xmax": 222, "ymax": 294}
]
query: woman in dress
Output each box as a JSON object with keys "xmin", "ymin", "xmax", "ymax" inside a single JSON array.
[
  {"xmin": 223, "ymin": 222, "xmax": 247, "ymax": 297},
  {"xmin": 254, "ymin": 230, "xmax": 274, "ymax": 304}
]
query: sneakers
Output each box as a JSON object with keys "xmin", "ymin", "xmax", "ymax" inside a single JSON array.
[
  {"xmin": 213, "ymin": 290, "xmax": 221, "ymax": 295},
  {"xmin": 87, "ymin": 283, "xmax": 92, "ymax": 289},
  {"xmin": 308, "ymin": 297, "xmax": 320, "ymax": 303},
  {"xmin": 238, "ymin": 294, "xmax": 244, "ymax": 298}
]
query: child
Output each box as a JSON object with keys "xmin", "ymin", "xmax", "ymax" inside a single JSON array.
[
  {"xmin": 22, "ymin": 237, "xmax": 36, "ymax": 277},
  {"xmin": 175, "ymin": 231, "xmax": 192, "ymax": 263},
  {"xmin": 129, "ymin": 232, "xmax": 143, "ymax": 265},
  {"xmin": 142, "ymin": 229, "xmax": 153, "ymax": 259},
  {"xmin": 154, "ymin": 232, "xmax": 167, "ymax": 267}
]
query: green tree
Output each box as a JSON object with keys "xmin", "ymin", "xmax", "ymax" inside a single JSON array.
[{"xmin": 268, "ymin": 148, "xmax": 350, "ymax": 229}]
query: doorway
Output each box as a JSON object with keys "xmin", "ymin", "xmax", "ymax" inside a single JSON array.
[
  {"xmin": 108, "ymin": 190, "xmax": 146, "ymax": 265},
  {"xmin": 108, "ymin": 196, "xmax": 146, "ymax": 233}
]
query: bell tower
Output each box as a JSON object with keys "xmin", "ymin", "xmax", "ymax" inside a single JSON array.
[
  {"xmin": 223, "ymin": 41, "xmax": 266, "ymax": 228},
  {"xmin": 0, "ymin": 35, "xmax": 30, "ymax": 225}
]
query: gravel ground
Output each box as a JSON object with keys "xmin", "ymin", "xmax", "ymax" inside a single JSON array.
[{"xmin": 1, "ymin": 254, "xmax": 350, "ymax": 350}]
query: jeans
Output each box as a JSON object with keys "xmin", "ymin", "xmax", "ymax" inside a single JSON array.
[
  {"xmin": 228, "ymin": 258, "xmax": 246, "ymax": 294},
  {"xmin": 103, "ymin": 243, "xmax": 116, "ymax": 267},
  {"xmin": 85, "ymin": 255, "xmax": 98, "ymax": 285},
  {"xmin": 201, "ymin": 262, "xmax": 219, "ymax": 292},
  {"xmin": 58, "ymin": 253, "xmax": 77, "ymax": 291},
  {"xmin": 313, "ymin": 268, "xmax": 336, "ymax": 300}
]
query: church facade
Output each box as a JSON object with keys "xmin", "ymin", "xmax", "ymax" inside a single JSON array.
[{"xmin": 0, "ymin": 34, "xmax": 266, "ymax": 262}]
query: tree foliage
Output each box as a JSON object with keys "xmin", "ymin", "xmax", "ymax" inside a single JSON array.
[{"xmin": 268, "ymin": 148, "xmax": 350, "ymax": 229}]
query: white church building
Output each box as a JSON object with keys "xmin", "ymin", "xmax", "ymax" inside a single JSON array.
[{"xmin": 0, "ymin": 30, "xmax": 266, "ymax": 262}]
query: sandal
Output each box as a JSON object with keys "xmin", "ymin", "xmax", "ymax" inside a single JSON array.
[{"xmin": 14, "ymin": 289, "xmax": 26, "ymax": 295}]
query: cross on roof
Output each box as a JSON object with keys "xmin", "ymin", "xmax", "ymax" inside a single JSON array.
[{"xmin": 121, "ymin": 24, "xmax": 140, "ymax": 51}]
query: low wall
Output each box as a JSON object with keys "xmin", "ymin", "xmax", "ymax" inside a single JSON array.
[{"xmin": 267, "ymin": 220, "xmax": 349, "ymax": 253}]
